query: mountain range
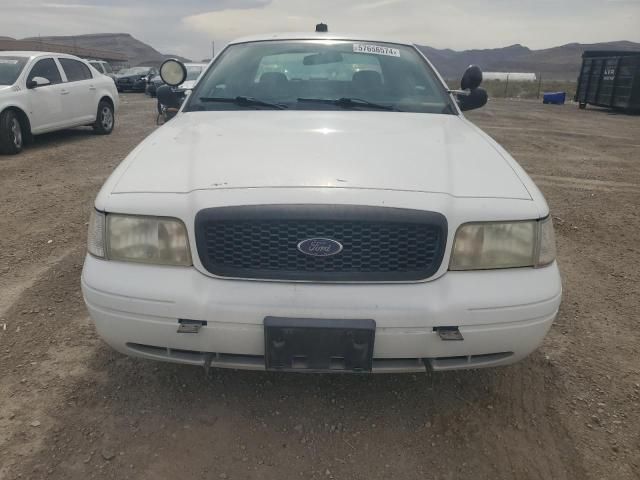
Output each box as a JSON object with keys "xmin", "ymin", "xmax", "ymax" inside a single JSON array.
[
  {"xmin": 20, "ymin": 33, "xmax": 193, "ymax": 66},
  {"xmin": 9, "ymin": 33, "xmax": 640, "ymax": 79},
  {"xmin": 418, "ymin": 40, "xmax": 640, "ymax": 80}
]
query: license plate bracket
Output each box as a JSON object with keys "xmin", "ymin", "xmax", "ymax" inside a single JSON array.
[{"xmin": 264, "ymin": 317, "xmax": 376, "ymax": 373}]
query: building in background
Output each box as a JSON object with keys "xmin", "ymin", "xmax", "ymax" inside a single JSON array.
[{"xmin": 483, "ymin": 72, "xmax": 537, "ymax": 82}]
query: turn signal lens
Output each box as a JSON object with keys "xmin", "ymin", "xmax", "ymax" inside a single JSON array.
[{"xmin": 87, "ymin": 210, "xmax": 106, "ymax": 258}]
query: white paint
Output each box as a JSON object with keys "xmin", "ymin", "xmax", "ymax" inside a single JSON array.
[{"xmin": 83, "ymin": 34, "xmax": 561, "ymax": 372}]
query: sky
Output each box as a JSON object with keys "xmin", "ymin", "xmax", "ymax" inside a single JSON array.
[{"xmin": 1, "ymin": 0, "xmax": 639, "ymax": 60}]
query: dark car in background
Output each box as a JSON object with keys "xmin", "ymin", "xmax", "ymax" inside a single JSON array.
[
  {"xmin": 146, "ymin": 63, "xmax": 206, "ymax": 97},
  {"xmin": 115, "ymin": 66, "xmax": 158, "ymax": 92}
]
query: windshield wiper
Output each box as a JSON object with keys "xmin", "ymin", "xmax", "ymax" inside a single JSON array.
[
  {"xmin": 199, "ymin": 96, "xmax": 287, "ymax": 110},
  {"xmin": 297, "ymin": 97, "xmax": 399, "ymax": 111}
]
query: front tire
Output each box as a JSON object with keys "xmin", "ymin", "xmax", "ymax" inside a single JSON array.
[
  {"xmin": 0, "ymin": 110, "xmax": 24, "ymax": 155},
  {"xmin": 93, "ymin": 100, "xmax": 114, "ymax": 135}
]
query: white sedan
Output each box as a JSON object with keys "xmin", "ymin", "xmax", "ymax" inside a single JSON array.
[
  {"xmin": 82, "ymin": 32, "xmax": 561, "ymax": 373},
  {"xmin": 0, "ymin": 51, "xmax": 118, "ymax": 155}
]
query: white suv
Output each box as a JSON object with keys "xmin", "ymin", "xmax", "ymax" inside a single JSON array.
[
  {"xmin": 82, "ymin": 33, "xmax": 561, "ymax": 374},
  {"xmin": 0, "ymin": 51, "xmax": 119, "ymax": 155}
]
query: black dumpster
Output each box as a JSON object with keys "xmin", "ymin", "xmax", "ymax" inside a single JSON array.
[{"xmin": 575, "ymin": 50, "xmax": 640, "ymax": 113}]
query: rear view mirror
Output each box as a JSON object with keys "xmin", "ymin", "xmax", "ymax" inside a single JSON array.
[
  {"xmin": 303, "ymin": 51, "xmax": 344, "ymax": 66},
  {"xmin": 27, "ymin": 76, "xmax": 51, "ymax": 89},
  {"xmin": 160, "ymin": 59, "xmax": 187, "ymax": 87}
]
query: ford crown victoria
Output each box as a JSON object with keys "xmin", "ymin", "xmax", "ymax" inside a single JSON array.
[{"xmin": 81, "ymin": 32, "xmax": 561, "ymax": 373}]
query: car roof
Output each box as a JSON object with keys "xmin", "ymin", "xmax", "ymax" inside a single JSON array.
[
  {"xmin": 0, "ymin": 51, "xmax": 88, "ymax": 61},
  {"xmin": 228, "ymin": 32, "xmax": 415, "ymax": 47}
]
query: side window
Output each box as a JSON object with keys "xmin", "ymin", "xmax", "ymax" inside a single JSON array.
[
  {"xmin": 27, "ymin": 58, "xmax": 62, "ymax": 85},
  {"xmin": 59, "ymin": 58, "xmax": 93, "ymax": 82},
  {"xmin": 103, "ymin": 63, "xmax": 113, "ymax": 74}
]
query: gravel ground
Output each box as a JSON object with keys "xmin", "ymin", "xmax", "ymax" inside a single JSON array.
[{"xmin": 0, "ymin": 94, "xmax": 639, "ymax": 480}]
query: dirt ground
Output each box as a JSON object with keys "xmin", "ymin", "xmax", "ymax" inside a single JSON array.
[{"xmin": 1, "ymin": 94, "xmax": 639, "ymax": 480}]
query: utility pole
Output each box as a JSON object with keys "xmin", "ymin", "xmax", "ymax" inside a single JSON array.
[
  {"xmin": 537, "ymin": 73, "xmax": 543, "ymax": 99},
  {"xmin": 211, "ymin": 41, "xmax": 215, "ymax": 59},
  {"xmin": 504, "ymin": 73, "xmax": 510, "ymax": 98}
]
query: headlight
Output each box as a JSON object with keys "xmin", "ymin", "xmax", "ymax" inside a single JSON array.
[
  {"xmin": 450, "ymin": 217, "xmax": 556, "ymax": 270},
  {"xmin": 87, "ymin": 211, "xmax": 191, "ymax": 266}
]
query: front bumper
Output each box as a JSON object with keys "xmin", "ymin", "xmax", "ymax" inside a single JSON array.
[{"xmin": 81, "ymin": 255, "xmax": 562, "ymax": 372}]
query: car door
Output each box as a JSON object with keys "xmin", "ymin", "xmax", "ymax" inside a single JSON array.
[
  {"xmin": 24, "ymin": 57, "xmax": 66, "ymax": 133},
  {"xmin": 57, "ymin": 58, "xmax": 97, "ymax": 123}
]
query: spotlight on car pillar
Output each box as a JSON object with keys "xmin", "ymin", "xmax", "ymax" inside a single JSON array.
[{"xmin": 316, "ymin": 23, "xmax": 328, "ymax": 33}]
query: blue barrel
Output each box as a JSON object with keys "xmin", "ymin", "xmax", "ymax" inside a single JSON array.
[{"xmin": 543, "ymin": 92, "xmax": 566, "ymax": 105}]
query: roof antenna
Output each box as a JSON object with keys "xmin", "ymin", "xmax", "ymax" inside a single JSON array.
[{"xmin": 316, "ymin": 23, "xmax": 328, "ymax": 33}]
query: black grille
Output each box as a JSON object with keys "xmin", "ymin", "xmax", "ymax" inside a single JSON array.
[{"xmin": 195, "ymin": 205, "xmax": 447, "ymax": 282}]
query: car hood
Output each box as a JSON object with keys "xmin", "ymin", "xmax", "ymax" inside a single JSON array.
[
  {"xmin": 111, "ymin": 111, "xmax": 532, "ymax": 200},
  {"xmin": 0, "ymin": 85, "xmax": 15, "ymax": 94}
]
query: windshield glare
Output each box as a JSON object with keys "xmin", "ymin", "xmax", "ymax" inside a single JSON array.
[
  {"xmin": 0, "ymin": 56, "xmax": 29, "ymax": 86},
  {"xmin": 185, "ymin": 40, "xmax": 455, "ymax": 114}
]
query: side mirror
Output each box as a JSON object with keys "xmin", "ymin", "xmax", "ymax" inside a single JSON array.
[
  {"xmin": 156, "ymin": 84, "xmax": 183, "ymax": 110},
  {"xmin": 456, "ymin": 65, "xmax": 487, "ymax": 111},
  {"xmin": 27, "ymin": 76, "xmax": 51, "ymax": 89},
  {"xmin": 160, "ymin": 59, "xmax": 187, "ymax": 87},
  {"xmin": 461, "ymin": 65, "xmax": 483, "ymax": 90},
  {"xmin": 458, "ymin": 87, "xmax": 488, "ymax": 111}
]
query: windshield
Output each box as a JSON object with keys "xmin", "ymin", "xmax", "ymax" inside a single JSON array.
[
  {"xmin": 119, "ymin": 67, "xmax": 150, "ymax": 76},
  {"xmin": 185, "ymin": 40, "xmax": 455, "ymax": 114},
  {"xmin": 185, "ymin": 65, "xmax": 204, "ymax": 81},
  {"xmin": 0, "ymin": 56, "xmax": 29, "ymax": 86}
]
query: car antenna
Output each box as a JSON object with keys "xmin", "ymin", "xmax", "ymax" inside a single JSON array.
[{"xmin": 316, "ymin": 23, "xmax": 328, "ymax": 33}]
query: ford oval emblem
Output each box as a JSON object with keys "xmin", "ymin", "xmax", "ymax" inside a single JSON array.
[{"xmin": 297, "ymin": 238, "xmax": 343, "ymax": 257}]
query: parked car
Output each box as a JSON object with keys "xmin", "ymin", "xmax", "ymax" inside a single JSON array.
[
  {"xmin": 0, "ymin": 51, "xmax": 119, "ymax": 155},
  {"xmin": 115, "ymin": 66, "xmax": 157, "ymax": 92},
  {"xmin": 147, "ymin": 63, "xmax": 206, "ymax": 98},
  {"xmin": 86, "ymin": 59, "xmax": 117, "ymax": 83},
  {"xmin": 82, "ymin": 32, "xmax": 561, "ymax": 374}
]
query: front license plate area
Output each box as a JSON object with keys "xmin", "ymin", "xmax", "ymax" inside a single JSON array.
[{"xmin": 264, "ymin": 317, "xmax": 376, "ymax": 373}]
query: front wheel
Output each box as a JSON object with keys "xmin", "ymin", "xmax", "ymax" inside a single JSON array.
[
  {"xmin": 0, "ymin": 110, "xmax": 24, "ymax": 155},
  {"xmin": 93, "ymin": 100, "xmax": 114, "ymax": 135}
]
